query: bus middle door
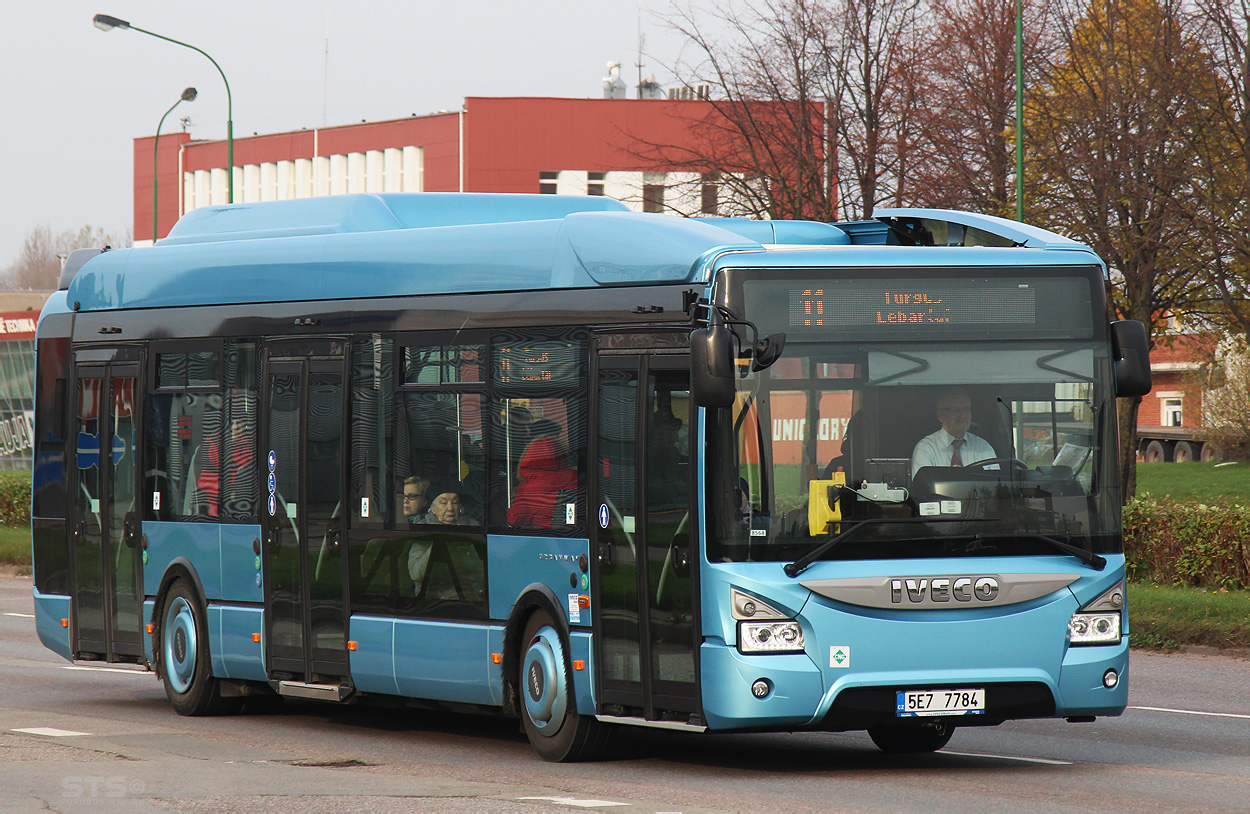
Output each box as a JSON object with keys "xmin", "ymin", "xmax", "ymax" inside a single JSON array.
[{"xmin": 261, "ymin": 342, "xmax": 349, "ymax": 689}]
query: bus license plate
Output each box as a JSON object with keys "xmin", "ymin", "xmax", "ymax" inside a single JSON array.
[{"xmin": 897, "ymin": 688, "xmax": 985, "ymax": 717}]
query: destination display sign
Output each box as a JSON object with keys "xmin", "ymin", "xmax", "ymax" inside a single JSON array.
[{"xmin": 789, "ymin": 282, "xmax": 1036, "ymax": 328}]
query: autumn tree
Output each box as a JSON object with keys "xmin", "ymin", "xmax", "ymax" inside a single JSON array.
[
  {"xmin": 908, "ymin": 0, "xmax": 1055, "ymax": 216},
  {"xmin": 3, "ymin": 224, "xmax": 129, "ymax": 290},
  {"xmin": 1026, "ymin": 0, "xmax": 1235, "ymax": 497}
]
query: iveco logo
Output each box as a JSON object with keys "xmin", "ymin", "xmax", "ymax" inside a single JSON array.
[{"xmin": 890, "ymin": 576, "xmax": 999, "ymax": 604}]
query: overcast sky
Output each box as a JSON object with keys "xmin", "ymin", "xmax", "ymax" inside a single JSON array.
[{"xmin": 2, "ymin": 0, "xmax": 688, "ymax": 271}]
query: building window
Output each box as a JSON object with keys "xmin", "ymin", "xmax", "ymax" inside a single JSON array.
[
  {"xmin": 701, "ymin": 173, "xmax": 719, "ymax": 215},
  {"xmin": 588, "ymin": 172, "xmax": 606, "ymax": 196},
  {"xmin": 643, "ymin": 172, "xmax": 667, "ymax": 213},
  {"xmin": 1163, "ymin": 397, "xmax": 1183, "ymax": 427},
  {"xmin": 539, "ymin": 171, "xmax": 558, "ymax": 195}
]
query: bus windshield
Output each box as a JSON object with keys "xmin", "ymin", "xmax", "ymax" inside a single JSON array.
[{"xmin": 706, "ymin": 270, "xmax": 1123, "ymax": 564}]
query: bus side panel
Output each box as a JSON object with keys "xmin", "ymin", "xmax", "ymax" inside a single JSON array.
[
  {"xmin": 349, "ymin": 616, "xmax": 399, "ymax": 696},
  {"xmin": 33, "ymin": 589, "xmax": 72, "ymax": 662},
  {"xmin": 143, "ymin": 600, "xmax": 155, "ymax": 664},
  {"xmin": 142, "ymin": 521, "xmax": 221, "ymax": 600},
  {"xmin": 393, "ymin": 619, "xmax": 495, "ymax": 706},
  {"xmin": 487, "ymin": 534, "xmax": 591, "ymax": 625},
  {"xmin": 208, "ymin": 604, "xmax": 267, "ymax": 681},
  {"xmin": 218, "ymin": 524, "xmax": 264, "ymax": 604},
  {"xmin": 569, "ymin": 630, "xmax": 595, "ymax": 716}
]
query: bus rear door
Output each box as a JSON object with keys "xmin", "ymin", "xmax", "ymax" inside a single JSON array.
[
  {"xmin": 69, "ymin": 351, "xmax": 143, "ymax": 661},
  {"xmin": 592, "ymin": 340, "xmax": 701, "ymax": 722}
]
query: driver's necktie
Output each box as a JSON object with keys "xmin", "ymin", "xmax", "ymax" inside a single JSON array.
[{"xmin": 951, "ymin": 438, "xmax": 965, "ymax": 467}]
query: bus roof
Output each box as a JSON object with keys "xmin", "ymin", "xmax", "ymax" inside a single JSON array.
[{"xmin": 62, "ymin": 194, "xmax": 1100, "ymax": 312}]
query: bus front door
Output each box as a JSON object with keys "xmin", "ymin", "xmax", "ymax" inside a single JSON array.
[
  {"xmin": 593, "ymin": 349, "xmax": 700, "ymax": 722},
  {"xmin": 261, "ymin": 345, "xmax": 349, "ymax": 684},
  {"xmin": 69, "ymin": 361, "xmax": 143, "ymax": 661}
]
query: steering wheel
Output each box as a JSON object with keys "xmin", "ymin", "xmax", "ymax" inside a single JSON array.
[{"xmin": 963, "ymin": 457, "xmax": 1028, "ymax": 471}]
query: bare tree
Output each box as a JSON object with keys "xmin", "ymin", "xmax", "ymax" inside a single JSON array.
[
  {"xmin": 1027, "ymin": 0, "xmax": 1234, "ymax": 496},
  {"xmin": 4, "ymin": 224, "xmax": 130, "ymax": 290},
  {"xmin": 826, "ymin": 0, "xmax": 925, "ymax": 218},
  {"xmin": 651, "ymin": 0, "xmax": 839, "ymax": 220}
]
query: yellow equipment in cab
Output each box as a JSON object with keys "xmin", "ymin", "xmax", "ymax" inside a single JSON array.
[{"xmin": 807, "ymin": 471, "xmax": 846, "ymax": 536}]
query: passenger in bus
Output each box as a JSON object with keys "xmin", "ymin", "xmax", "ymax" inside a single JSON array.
[
  {"xmin": 910, "ymin": 388, "xmax": 997, "ymax": 476},
  {"xmin": 423, "ymin": 483, "xmax": 478, "ymax": 526},
  {"xmin": 402, "ymin": 476, "xmax": 431, "ymax": 526},
  {"xmin": 508, "ymin": 424, "xmax": 576, "ymax": 528}
]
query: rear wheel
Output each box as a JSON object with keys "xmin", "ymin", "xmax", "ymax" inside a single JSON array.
[
  {"xmin": 1143, "ymin": 440, "xmax": 1168, "ymax": 463},
  {"xmin": 1201, "ymin": 442, "xmax": 1223, "ymax": 462},
  {"xmin": 519, "ymin": 609, "xmax": 611, "ymax": 762},
  {"xmin": 158, "ymin": 579, "xmax": 241, "ymax": 716},
  {"xmin": 1173, "ymin": 441, "xmax": 1195, "ymax": 463},
  {"xmin": 867, "ymin": 721, "xmax": 954, "ymax": 753}
]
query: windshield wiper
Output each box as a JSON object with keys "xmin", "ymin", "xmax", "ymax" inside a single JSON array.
[
  {"xmin": 784, "ymin": 517, "xmax": 970, "ymax": 578},
  {"xmin": 985, "ymin": 532, "xmax": 1106, "ymax": 570}
]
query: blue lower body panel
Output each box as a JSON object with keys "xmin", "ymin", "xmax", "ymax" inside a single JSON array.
[
  {"xmin": 351, "ymin": 615, "xmax": 503, "ymax": 706},
  {"xmin": 34, "ymin": 591, "xmax": 71, "ymax": 662},
  {"xmin": 208, "ymin": 604, "xmax": 267, "ymax": 681}
]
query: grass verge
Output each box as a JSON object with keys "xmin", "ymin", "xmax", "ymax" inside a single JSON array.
[
  {"xmin": 0, "ymin": 524, "xmax": 29, "ymax": 574},
  {"xmin": 1128, "ymin": 582, "xmax": 1250, "ymax": 651},
  {"xmin": 1135, "ymin": 460, "xmax": 1250, "ymax": 506}
]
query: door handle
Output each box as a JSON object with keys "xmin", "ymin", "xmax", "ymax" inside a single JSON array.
[
  {"xmin": 674, "ymin": 547, "xmax": 691, "ymax": 575},
  {"xmin": 331, "ymin": 530, "xmax": 341, "ymax": 550},
  {"xmin": 597, "ymin": 543, "xmax": 612, "ymax": 565},
  {"xmin": 267, "ymin": 526, "xmax": 281, "ymax": 548}
]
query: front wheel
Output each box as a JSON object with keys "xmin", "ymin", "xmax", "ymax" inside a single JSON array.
[
  {"xmin": 157, "ymin": 579, "xmax": 240, "ymax": 716},
  {"xmin": 867, "ymin": 721, "xmax": 954, "ymax": 753},
  {"xmin": 519, "ymin": 609, "xmax": 611, "ymax": 761}
]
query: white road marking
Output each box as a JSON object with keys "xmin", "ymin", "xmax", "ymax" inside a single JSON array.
[
  {"xmin": 517, "ymin": 797, "xmax": 629, "ymax": 808},
  {"xmin": 1131, "ymin": 705, "xmax": 1250, "ymax": 721},
  {"xmin": 62, "ymin": 666, "xmax": 148, "ymax": 675},
  {"xmin": 12, "ymin": 727, "xmax": 89, "ymax": 737},
  {"xmin": 3, "ymin": 612, "xmax": 34, "ymax": 618},
  {"xmin": 943, "ymin": 750, "xmax": 1073, "ymax": 765}
]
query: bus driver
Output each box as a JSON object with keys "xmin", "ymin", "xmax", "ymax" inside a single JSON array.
[{"xmin": 910, "ymin": 388, "xmax": 997, "ymax": 477}]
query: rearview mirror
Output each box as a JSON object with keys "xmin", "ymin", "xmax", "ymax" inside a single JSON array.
[
  {"xmin": 691, "ymin": 311, "xmax": 736, "ymax": 408},
  {"xmin": 1111, "ymin": 320, "xmax": 1151, "ymax": 397}
]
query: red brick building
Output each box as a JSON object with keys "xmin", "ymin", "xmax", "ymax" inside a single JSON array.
[{"xmin": 137, "ymin": 96, "xmax": 741, "ymax": 244}]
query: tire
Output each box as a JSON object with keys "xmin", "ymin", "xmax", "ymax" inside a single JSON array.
[
  {"xmin": 519, "ymin": 609, "xmax": 611, "ymax": 762},
  {"xmin": 1144, "ymin": 440, "xmax": 1168, "ymax": 463},
  {"xmin": 157, "ymin": 579, "xmax": 241, "ymax": 716},
  {"xmin": 867, "ymin": 721, "xmax": 955, "ymax": 753},
  {"xmin": 1200, "ymin": 442, "xmax": 1222, "ymax": 462},
  {"xmin": 1172, "ymin": 441, "xmax": 1194, "ymax": 463}
]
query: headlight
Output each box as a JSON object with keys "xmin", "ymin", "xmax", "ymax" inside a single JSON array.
[
  {"xmin": 1068, "ymin": 581, "xmax": 1124, "ymax": 646},
  {"xmin": 739, "ymin": 621, "xmax": 805, "ymax": 653},
  {"xmin": 1068, "ymin": 612, "xmax": 1121, "ymax": 645}
]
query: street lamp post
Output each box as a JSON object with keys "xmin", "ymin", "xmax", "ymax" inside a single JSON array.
[
  {"xmin": 153, "ymin": 87, "xmax": 197, "ymax": 243},
  {"xmin": 93, "ymin": 14, "xmax": 234, "ymax": 204}
]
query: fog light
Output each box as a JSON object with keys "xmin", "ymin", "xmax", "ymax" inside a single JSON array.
[
  {"xmin": 1103, "ymin": 669, "xmax": 1118, "ymax": 689},
  {"xmin": 752, "ymin": 679, "xmax": 771, "ymax": 698}
]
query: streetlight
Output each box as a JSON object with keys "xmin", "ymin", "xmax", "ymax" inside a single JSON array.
[
  {"xmin": 93, "ymin": 14, "xmax": 234, "ymax": 203},
  {"xmin": 153, "ymin": 87, "xmax": 197, "ymax": 243}
]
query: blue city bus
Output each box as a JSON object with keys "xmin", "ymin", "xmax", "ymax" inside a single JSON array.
[{"xmin": 31, "ymin": 193, "xmax": 1150, "ymax": 760}]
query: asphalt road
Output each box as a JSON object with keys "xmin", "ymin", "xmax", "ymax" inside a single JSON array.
[{"xmin": 1, "ymin": 573, "xmax": 1246, "ymax": 813}]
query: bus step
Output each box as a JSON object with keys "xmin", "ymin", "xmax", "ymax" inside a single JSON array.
[
  {"xmin": 594, "ymin": 715, "xmax": 707, "ymax": 733},
  {"xmin": 277, "ymin": 681, "xmax": 352, "ymax": 702}
]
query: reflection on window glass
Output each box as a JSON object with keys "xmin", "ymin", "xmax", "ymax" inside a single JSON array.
[
  {"xmin": 403, "ymin": 344, "xmax": 483, "ymax": 385},
  {"xmin": 146, "ymin": 341, "xmax": 256, "ymax": 522}
]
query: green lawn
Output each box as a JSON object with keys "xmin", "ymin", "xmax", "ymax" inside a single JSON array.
[
  {"xmin": 1135, "ymin": 460, "xmax": 1250, "ymax": 505},
  {"xmin": 1128, "ymin": 582, "xmax": 1250, "ymax": 651},
  {"xmin": 0, "ymin": 524, "xmax": 29, "ymax": 571}
]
